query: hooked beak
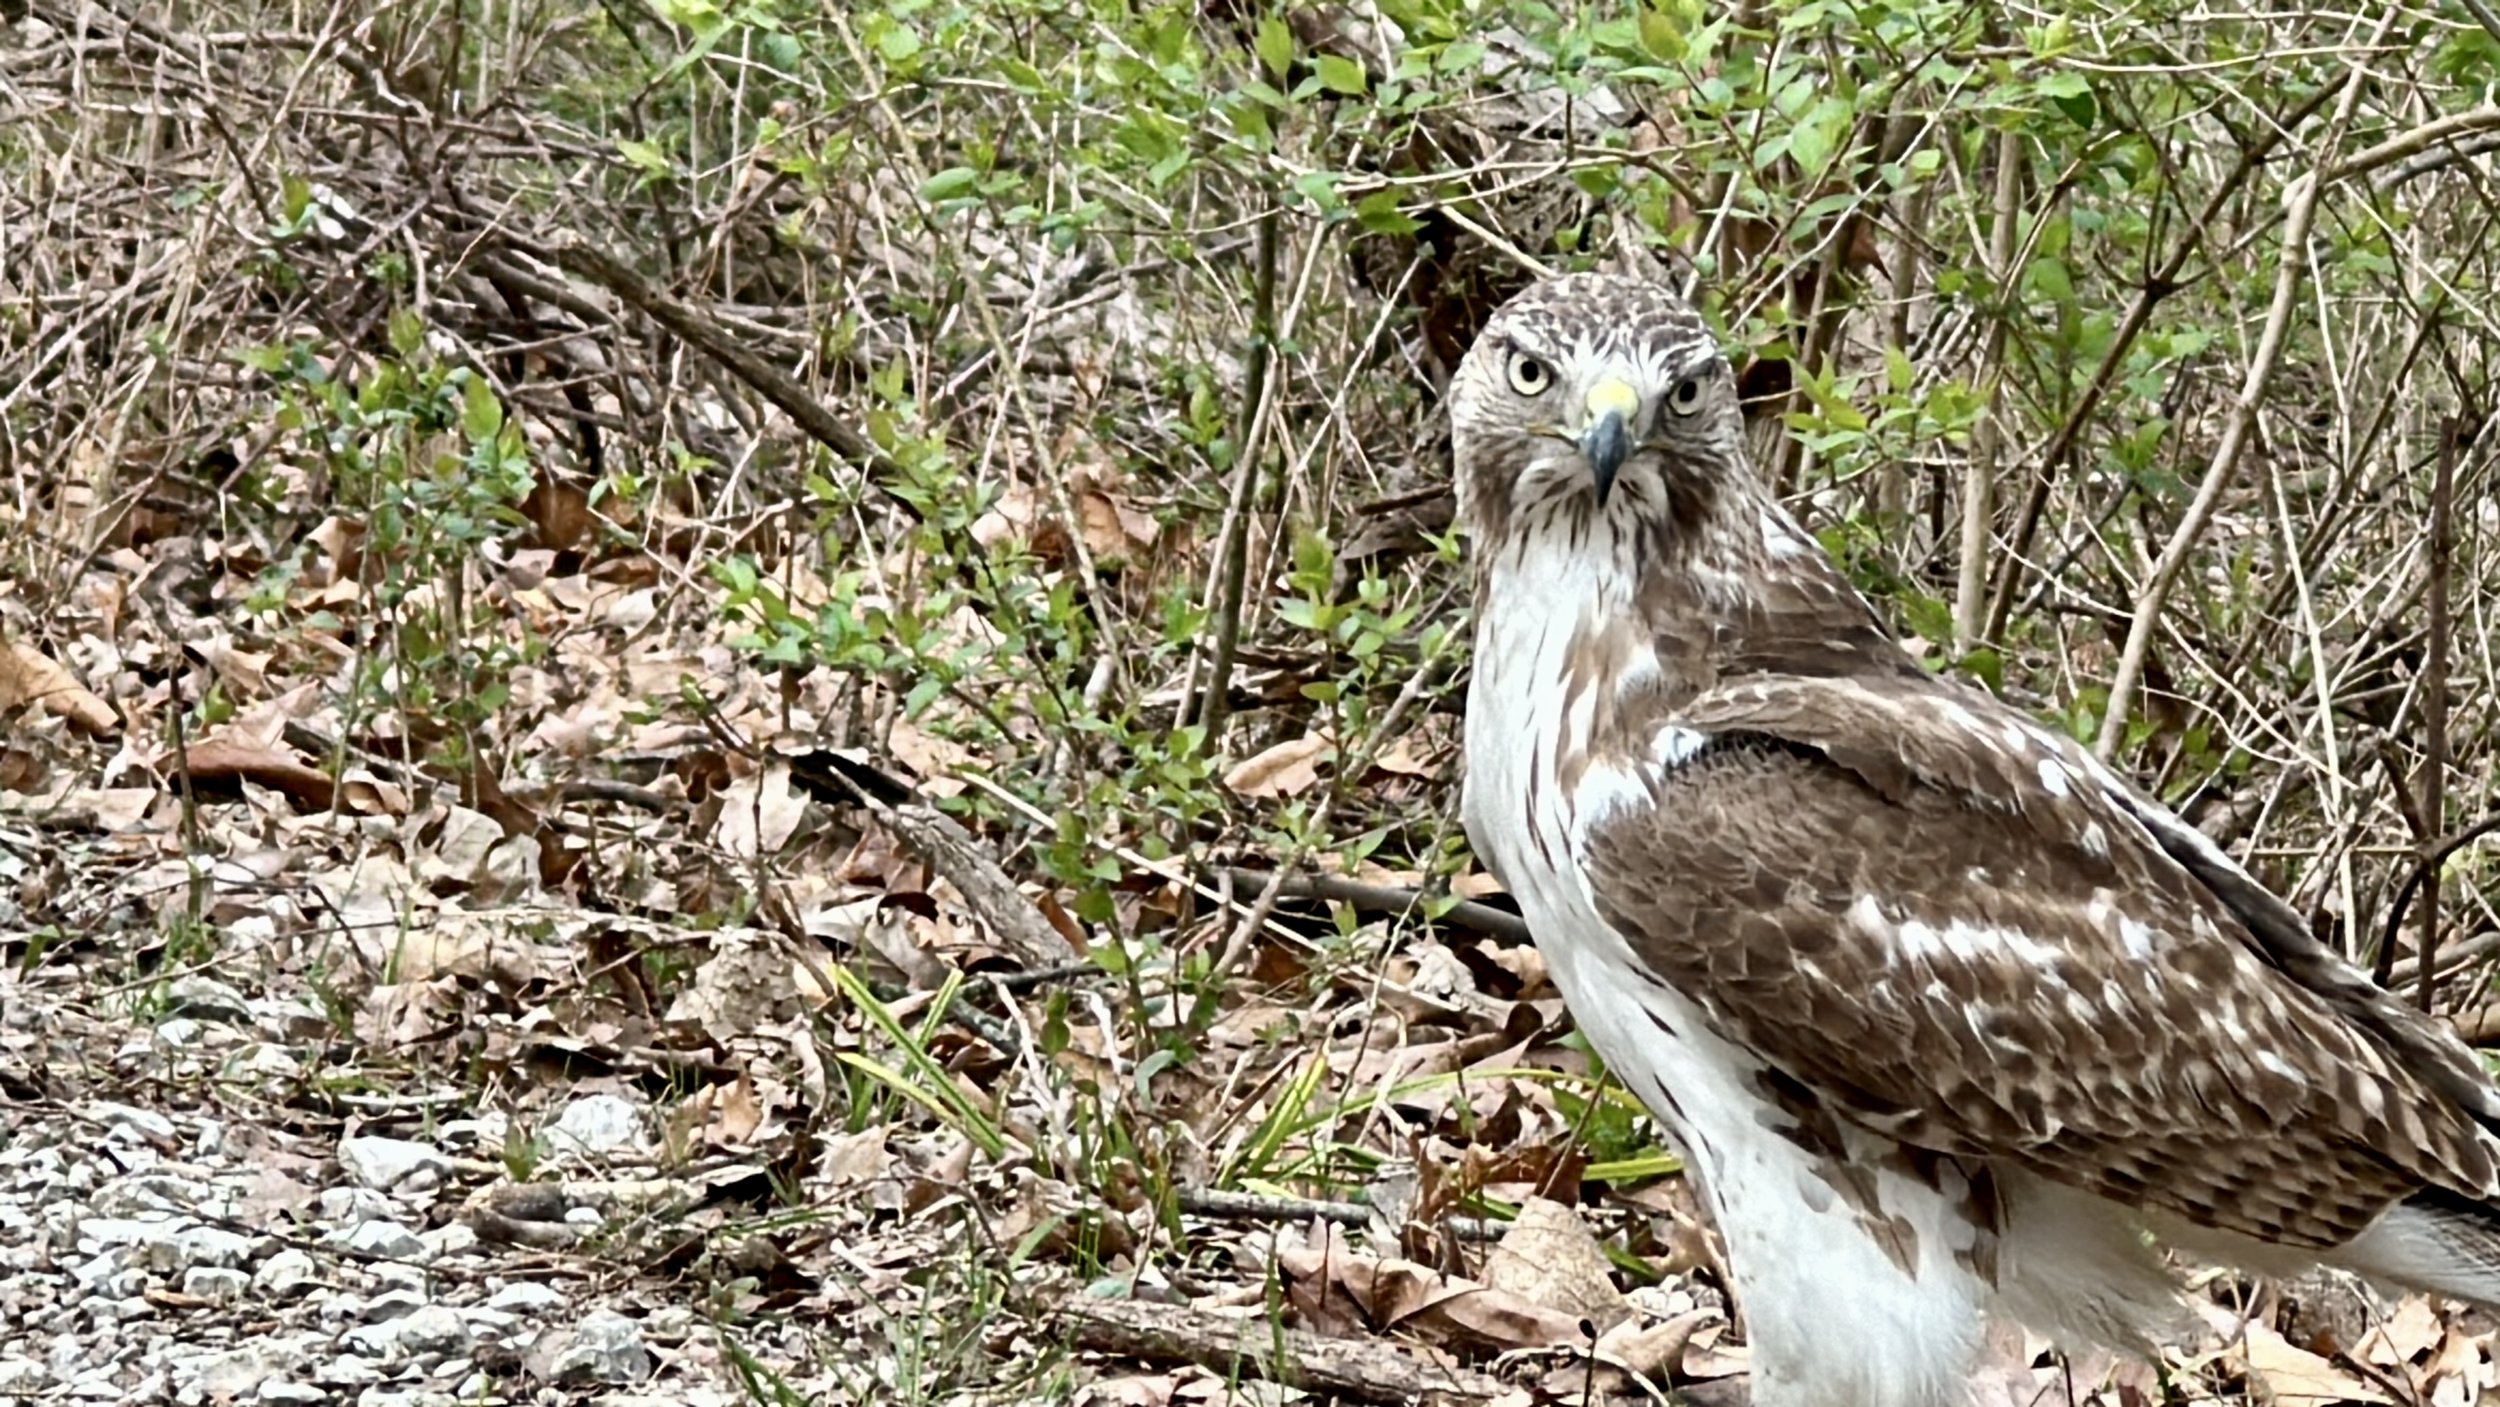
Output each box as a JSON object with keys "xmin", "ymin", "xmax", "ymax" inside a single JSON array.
[{"xmin": 1579, "ymin": 377, "xmax": 1640, "ymax": 505}]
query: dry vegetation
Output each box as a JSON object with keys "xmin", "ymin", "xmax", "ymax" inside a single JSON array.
[{"xmin": 4, "ymin": 0, "xmax": 2500, "ymax": 1402}]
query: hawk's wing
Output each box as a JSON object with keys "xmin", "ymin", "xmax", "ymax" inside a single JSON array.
[{"xmin": 1579, "ymin": 670, "xmax": 2500, "ymax": 1247}]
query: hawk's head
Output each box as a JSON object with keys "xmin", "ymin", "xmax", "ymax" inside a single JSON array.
[{"xmin": 1449, "ymin": 273, "xmax": 1748, "ymax": 542}]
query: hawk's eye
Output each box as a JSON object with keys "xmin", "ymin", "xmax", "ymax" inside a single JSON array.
[
  {"xmin": 1505, "ymin": 351, "xmax": 1552, "ymax": 397},
  {"xmin": 1666, "ymin": 373, "xmax": 1707, "ymax": 417}
]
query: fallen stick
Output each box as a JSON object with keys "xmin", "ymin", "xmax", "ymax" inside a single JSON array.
[{"xmin": 1059, "ymin": 1296, "xmax": 1512, "ymax": 1405}]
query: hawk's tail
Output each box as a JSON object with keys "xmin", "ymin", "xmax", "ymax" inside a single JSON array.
[{"xmin": 2335, "ymin": 1185, "xmax": 2500, "ymax": 1308}]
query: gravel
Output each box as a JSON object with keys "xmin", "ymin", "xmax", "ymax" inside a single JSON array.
[{"xmin": 0, "ymin": 979, "xmax": 766, "ymax": 1406}]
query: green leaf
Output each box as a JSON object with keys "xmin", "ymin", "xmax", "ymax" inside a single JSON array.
[
  {"xmin": 1291, "ymin": 169, "xmax": 1344, "ymax": 215},
  {"xmin": 459, "ymin": 376, "xmax": 503, "ymax": 441},
  {"xmin": 1787, "ymin": 94, "xmax": 1854, "ymax": 175},
  {"xmin": 827, "ymin": 964, "xmax": 1007, "ymax": 1159},
  {"xmin": 875, "ymin": 22, "xmax": 922, "ymax": 63},
  {"xmin": 1254, "ymin": 17, "xmax": 1293, "ymax": 82},
  {"xmin": 1354, "ymin": 191, "xmax": 1421, "ymax": 236},
  {"xmin": 1637, "ymin": 5, "xmax": 1685, "ymax": 61},
  {"xmin": 615, "ymin": 139, "xmax": 671, "ymax": 175},
  {"xmin": 1134, "ymin": 1048, "xmax": 1178, "ymax": 1102},
  {"xmin": 1313, "ymin": 53, "xmax": 1365, "ymax": 95},
  {"xmin": 649, "ymin": 0, "xmax": 718, "ymax": 30},
  {"xmin": 2037, "ymin": 71, "xmax": 2097, "ymax": 128},
  {"xmin": 2023, "ymin": 255, "xmax": 2073, "ymax": 304},
  {"xmin": 920, "ymin": 167, "xmax": 979, "ymax": 201}
]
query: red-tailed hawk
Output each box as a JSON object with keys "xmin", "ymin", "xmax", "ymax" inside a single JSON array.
[{"xmin": 1452, "ymin": 272, "xmax": 2500, "ymax": 1406}]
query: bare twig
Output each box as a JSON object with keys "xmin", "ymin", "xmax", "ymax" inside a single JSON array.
[
  {"xmin": 1954, "ymin": 124, "xmax": 2025, "ymax": 649},
  {"xmin": 2094, "ymin": 43, "xmax": 2380, "ymax": 759},
  {"xmin": 1197, "ymin": 201, "xmax": 1281, "ymax": 746},
  {"xmin": 2416, "ymin": 416, "xmax": 2458, "ymax": 1008},
  {"xmin": 1218, "ymin": 866, "xmax": 1529, "ymax": 944},
  {"xmin": 1058, "ymin": 1297, "xmax": 1513, "ymax": 1406}
]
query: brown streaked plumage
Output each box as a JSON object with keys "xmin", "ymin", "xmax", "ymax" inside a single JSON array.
[{"xmin": 1452, "ymin": 271, "xmax": 2500, "ymax": 1407}]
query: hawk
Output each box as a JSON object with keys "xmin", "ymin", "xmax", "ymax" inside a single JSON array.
[{"xmin": 1452, "ymin": 272, "xmax": 2500, "ymax": 1406}]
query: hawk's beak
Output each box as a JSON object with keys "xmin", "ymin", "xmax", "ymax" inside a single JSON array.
[{"xmin": 1580, "ymin": 378, "xmax": 1639, "ymax": 505}]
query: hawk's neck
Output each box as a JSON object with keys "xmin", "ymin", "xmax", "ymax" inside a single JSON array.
[{"xmin": 1472, "ymin": 494, "xmax": 1909, "ymax": 751}]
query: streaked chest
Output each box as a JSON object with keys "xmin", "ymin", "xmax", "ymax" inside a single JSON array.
[{"xmin": 1461, "ymin": 530, "xmax": 1666, "ymax": 913}]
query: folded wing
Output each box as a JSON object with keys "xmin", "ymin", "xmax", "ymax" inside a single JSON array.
[{"xmin": 1579, "ymin": 671, "xmax": 2500, "ymax": 1249}]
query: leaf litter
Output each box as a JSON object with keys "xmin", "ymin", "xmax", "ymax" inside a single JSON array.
[{"xmin": 1, "ymin": 2, "xmax": 2496, "ymax": 1403}]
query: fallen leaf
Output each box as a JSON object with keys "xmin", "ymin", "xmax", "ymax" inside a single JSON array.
[
  {"xmin": 716, "ymin": 762, "xmax": 806, "ymax": 860},
  {"xmin": 2234, "ymin": 1316, "xmax": 2393, "ymax": 1405},
  {"xmin": 1223, "ymin": 733, "xmax": 1334, "ymax": 798},
  {"xmin": 0, "ymin": 638, "xmax": 115, "ymax": 734}
]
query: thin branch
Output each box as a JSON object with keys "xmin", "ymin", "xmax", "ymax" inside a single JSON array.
[
  {"xmin": 1955, "ymin": 124, "xmax": 2025, "ymax": 649},
  {"xmin": 2415, "ymin": 416, "xmax": 2459, "ymax": 1009},
  {"xmin": 1219, "ymin": 867, "xmax": 1529, "ymax": 944},
  {"xmin": 2381, "ymin": 812, "xmax": 2500, "ymax": 983},
  {"xmin": 1196, "ymin": 202, "xmax": 1281, "ymax": 745},
  {"xmin": 2094, "ymin": 50, "xmax": 2378, "ymax": 760}
]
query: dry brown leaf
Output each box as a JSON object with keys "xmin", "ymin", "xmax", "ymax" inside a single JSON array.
[
  {"xmin": 162, "ymin": 734, "xmax": 335, "ymax": 811},
  {"xmin": 0, "ymin": 638, "xmax": 116, "ymax": 734},
  {"xmin": 418, "ymin": 804, "xmax": 506, "ymax": 883},
  {"xmin": 1371, "ymin": 731, "xmax": 1443, "ymax": 777},
  {"xmin": 2425, "ymin": 1325, "xmax": 2497, "ymax": 1406},
  {"xmin": 886, "ymin": 714, "xmax": 969, "ymax": 796},
  {"xmin": 194, "ymin": 633, "xmax": 272, "ymax": 696},
  {"xmin": 387, "ymin": 915, "xmax": 543, "ymax": 988},
  {"xmin": 2236, "ymin": 1317, "xmax": 2393, "ymax": 1405},
  {"xmin": 971, "ymin": 482, "xmax": 1041, "ymax": 552},
  {"xmin": 1075, "ymin": 487, "xmax": 1157, "ymax": 564},
  {"xmin": 1223, "ymin": 733, "xmax": 1334, "ymax": 798},
  {"xmin": 1277, "ymin": 1222, "xmax": 1588, "ymax": 1353},
  {"xmin": 715, "ymin": 761, "xmax": 806, "ymax": 860},
  {"xmin": 1481, "ymin": 1197, "xmax": 1631, "ymax": 1330},
  {"xmin": 711, "ymin": 1072, "xmax": 764, "ymax": 1146},
  {"xmin": 1075, "ymin": 1375, "xmax": 1180, "ymax": 1407},
  {"xmin": 2359, "ymin": 1296, "xmax": 2444, "ymax": 1367},
  {"xmin": 820, "ymin": 1127, "xmax": 892, "ymax": 1187},
  {"xmin": 670, "ymin": 931, "xmax": 802, "ymax": 1040},
  {"xmin": 355, "ymin": 976, "xmax": 462, "ymax": 1049}
]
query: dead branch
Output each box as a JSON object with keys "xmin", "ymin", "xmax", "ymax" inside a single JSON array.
[{"xmin": 1058, "ymin": 1296, "xmax": 1514, "ymax": 1406}]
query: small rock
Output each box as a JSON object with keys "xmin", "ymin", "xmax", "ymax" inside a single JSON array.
[
  {"xmin": 182, "ymin": 1266, "xmax": 251, "ymax": 1302},
  {"xmin": 341, "ymin": 1305, "xmax": 470, "ymax": 1362},
  {"xmin": 92, "ymin": 1102, "xmax": 180, "ymax": 1145},
  {"xmin": 257, "ymin": 1381, "xmax": 327, "ymax": 1405},
  {"xmin": 314, "ymin": 1354, "xmax": 382, "ymax": 1387},
  {"xmin": 0, "ymin": 1359, "xmax": 47, "ymax": 1392},
  {"xmin": 232, "ymin": 1044, "xmax": 305, "ymax": 1080},
  {"xmin": 480, "ymin": 1282, "xmax": 562, "ymax": 1314},
  {"xmin": 370, "ymin": 1261, "xmax": 428, "ymax": 1293},
  {"xmin": 430, "ymin": 1115, "xmax": 508, "ymax": 1150},
  {"xmin": 155, "ymin": 1016, "xmax": 205, "ymax": 1047},
  {"xmin": 364, "ymin": 1289, "xmax": 427, "ymax": 1323},
  {"xmin": 338, "ymin": 1138, "xmax": 451, "ymax": 1193},
  {"xmin": 172, "ymin": 1224, "xmax": 255, "ymax": 1270},
  {"xmin": 642, "ymin": 1305, "xmax": 700, "ymax": 1340},
  {"xmin": 528, "ymin": 1309, "xmax": 651, "ymax": 1386},
  {"xmin": 333, "ymin": 1221, "xmax": 425, "ymax": 1261},
  {"xmin": 255, "ymin": 1248, "xmax": 322, "ymax": 1296},
  {"xmin": 545, "ymin": 1095, "xmax": 648, "ymax": 1162},
  {"xmin": 353, "ymin": 1391, "xmax": 458, "ymax": 1407},
  {"xmin": 419, "ymin": 1222, "xmax": 475, "ymax": 1259},
  {"xmin": 251, "ymin": 997, "xmax": 332, "ymax": 1042},
  {"xmin": 319, "ymin": 1188, "xmax": 394, "ymax": 1223},
  {"xmin": 166, "ymin": 975, "xmax": 254, "ymax": 1023},
  {"xmin": 187, "ymin": 1342, "xmax": 307, "ymax": 1397},
  {"xmin": 76, "ymin": 1214, "xmax": 178, "ymax": 1251}
]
